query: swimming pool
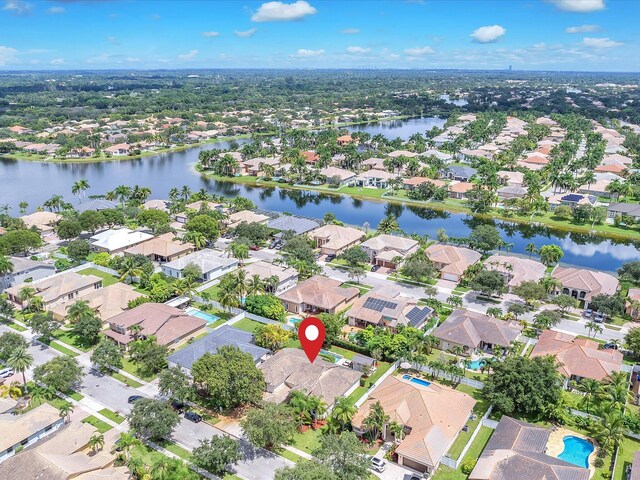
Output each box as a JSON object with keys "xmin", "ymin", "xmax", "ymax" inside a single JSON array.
[
  {"xmin": 467, "ymin": 359, "xmax": 483, "ymax": 370},
  {"xmin": 402, "ymin": 374, "xmax": 431, "ymax": 387},
  {"xmin": 319, "ymin": 349, "xmax": 343, "ymax": 363},
  {"xmin": 186, "ymin": 307, "xmax": 220, "ymax": 324},
  {"xmin": 557, "ymin": 435, "xmax": 594, "ymax": 468}
]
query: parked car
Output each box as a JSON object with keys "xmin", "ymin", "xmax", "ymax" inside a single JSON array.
[
  {"xmin": 250, "ymin": 245, "xmax": 260, "ymax": 251},
  {"xmin": 584, "ymin": 309, "xmax": 593, "ymax": 318},
  {"xmin": 409, "ymin": 474, "xmax": 425, "ymax": 480},
  {"xmin": 371, "ymin": 265, "xmax": 380, "ymax": 272},
  {"xmin": 184, "ymin": 411, "xmax": 202, "ymax": 423},
  {"xmin": 325, "ymin": 254, "xmax": 336, "ymax": 262},
  {"xmin": 594, "ymin": 312, "xmax": 605, "ymax": 323},
  {"xmin": 0, "ymin": 368, "xmax": 14, "ymax": 378},
  {"xmin": 371, "ymin": 457, "xmax": 386, "ymax": 472},
  {"xmin": 603, "ymin": 343, "xmax": 619, "ymax": 350},
  {"xmin": 127, "ymin": 395, "xmax": 143, "ymax": 404},
  {"xmin": 170, "ymin": 399, "xmax": 186, "ymax": 412}
]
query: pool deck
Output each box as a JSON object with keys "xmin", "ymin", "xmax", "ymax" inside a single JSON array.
[{"xmin": 546, "ymin": 427, "xmax": 597, "ymax": 476}]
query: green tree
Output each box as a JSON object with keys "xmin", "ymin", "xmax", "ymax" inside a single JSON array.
[
  {"xmin": 192, "ymin": 436, "xmax": 243, "ymax": 476},
  {"xmin": 376, "ymin": 215, "xmax": 399, "ymax": 234},
  {"xmin": 0, "ymin": 332, "xmax": 27, "ymax": 362},
  {"xmin": 275, "ymin": 461, "xmax": 337, "ymax": 480},
  {"xmin": 532, "ymin": 309, "xmax": 562, "ymax": 333},
  {"xmin": 512, "ymin": 281, "xmax": 548, "ymax": 306},
  {"xmin": 181, "ymin": 262, "xmax": 203, "ymax": 283},
  {"xmin": 191, "ymin": 346, "xmax": 265, "ymax": 409},
  {"xmin": 33, "ymin": 356, "xmax": 84, "ymax": 392},
  {"xmin": 66, "ymin": 239, "xmax": 91, "ymax": 263},
  {"xmin": 7, "ymin": 346, "xmax": 33, "ymax": 394},
  {"xmin": 28, "ymin": 311, "xmax": 58, "ymax": 342},
  {"xmin": 78, "ymin": 210, "xmax": 104, "ymax": 234},
  {"xmin": 328, "ymin": 397, "xmax": 357, "ymax": 433},
  {"xmin": 254, "ymin": 324, "xmax": 290, "ymax": 351},
  {"xmin": 90, "ymin": 338, "xmax": 123, "ymax": 373},
  {"xmin": 244, "ymin": 294, "xmax": 287, "ymax": 322},
  {"xmin": 469, "ymin": 269, "xmax": 506, "ymax": 297},
  {"xmin": 185, "ymin": 214, "xmax": 220, "ymax": 243},
  {"xmin": 552, "ymin": 294, "xmax": 577, "ymax": 315},
  {"xmin": 538, "ymin": 244, "xmax": 564, "ymax": 266},
  {"xmin": 313, "ymin": 432, "xmax": 370, "ymax": 480},
  {"xmin": 318, "ymin": 312, "xmax": 345, "ymax": 347},
  {"xmin": 468, "ymin": 225, "xmax": 502, "ymax": 253},
  {"xmin": 128, "ymin": 398, "xmax": 180, "ymax": 441},
  {"xmin": 71, "ymin": 313, "xmax": 103, "ymax": 346},
  {"xmin": 625, "ymin": 327, "xmax": 640, "ymax": 357},
  {"xmin": 241, "ymin": 402, "xmax": 297, "ymax": 450},
  {"xmin": 158, "ymin": 366, "xmax": 194, "ymax": 403},
  {"xmin": 66, "ymin": 299, "xmax": 95, "ymax": 324}
]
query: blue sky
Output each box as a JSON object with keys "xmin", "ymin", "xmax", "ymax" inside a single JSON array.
[{"xmin": 0, "ymin": 0, "xmax": 638, "ymax": 71}]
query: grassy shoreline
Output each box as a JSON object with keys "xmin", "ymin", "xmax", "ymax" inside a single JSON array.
[{"xmin": 201, "ymin": 173, "xmax": 640, "ymax": 242}]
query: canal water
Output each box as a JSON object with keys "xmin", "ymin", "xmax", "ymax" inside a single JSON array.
[{"xmin": 1, "ymin": 117, "xmax": 638, "ymax": 271}]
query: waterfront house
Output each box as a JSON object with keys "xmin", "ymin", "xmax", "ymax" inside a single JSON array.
[
  {"xmin": 425, "ymin": 244, "xmax": 481, "ymax": 282},
  {"xmin": 277, "ymin": 275, "xmax": 359, "ymax": 314},
  {"xmin": 359, "ymin": 233, "xmax": 419, "ymax": 268},
  {"xmin": 337, "ymin": 134, "xmax": 354, "ymax": 145},
  {"xmin": 242, "ymin": 157, "xmax": 280, "ymax": 176},
  {"xmin": 227, "ymin": 210, "xmax": 270, "ymax": 229},
  {"xmin": 90, "ymin": 228, "xmax": 153, "ymax": 254},
  {"xmin": 607, "ymin": 202, "xmax": 640, "ymax": 221},
  {"xmin": 309, "ymin": 224, "xmax": 365, "ymax": 256},
  {"xmin": 484, "ymin": 254, "xmax": 546, "ymax": 291},
  {"xmin": 267, "ymin": 214, "xmax": 321, "ymax": 237},
  {"xmin": 448, "ymin": 181, "xmax": 474, "ymax": 200},
  {"xmin": 104, "ymin": 143, "xmax": 131, "ymax": 156},
  {"xmin": 353, "ymin": 169, "xmax": 397, "ymax": 188},
  {"xmin": 403, "ymin": 177, "xmax": 446, "ymax": 191},
  {"xmin": 551, "ymin": 266, "xmax": 619, "ymax": 308},
  {"xmin": 319, "ymin": 166, "xmax": 356, "ymax": 185},
  {"xmin": 76, "ymin": 199, "xmax": 118, "ymax": 213},
  {"xmin": 20, "ymin": 211, "xmax": 61, "ymax": 237},
  {"xmin": 443, "ymin": 165, "xmax": 477, "ymax": 182}
]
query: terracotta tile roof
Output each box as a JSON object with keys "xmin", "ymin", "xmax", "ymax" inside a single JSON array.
[
  {"xmin": 595, "ymin": 162, "xmax": 627, "ymax": 174},
  {"xmin": 530, "ymin": 330, "xmax": 622, "ymax": 381},
  {"xmin": 124, "ymin": 232, "xmax": 194, "ymax": 258},
  {"xmin": 309, "ymin": 224, "xmax": 364, "ymax": 251},
  {"xmin": 425, "ymin": 244, "xmax": 481, "ymax": 276},
  {"xmin": 50, "ymin": 283, "xmax": 143, "ymax": 322},
  {"xmin": 277, "ymin": 275, "xmax": 359, "ymax": 311},
  {"xmin": 484, "ymin": 255, "xmax": 546, "ymax": 288},
  {"xmin": 433, "ymin": 309, "xmax": 522, "ymax": 349},
  {"xmin": 449, "ymin": 181, "xmax": 474, "ymax": 193},
  {"xmin": 360, "ymin": 234, "xmax": 419, "ymax": 253},
  {"xmin": 353, "ymin": 376, "xmax": 475, "ymax": 469},
  {"xmin": 552, "ymin": 266, "xmax": 619, "ymax": 302},
  {"xmin": 403, "ymin": 177, "xmax": 446, "ymax": 188}
]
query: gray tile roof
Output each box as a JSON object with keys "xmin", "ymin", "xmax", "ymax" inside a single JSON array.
[
  {"xmin": 76, "ymin": 199, "xmax": 118, "ymax": 212},
  {"xmin": 267, "ymin": 215, "xmax": 321, "ymax": 235},
  {"xmin": 608, "ymin": 203, "xmax": 640, "ymax": 216},
  {"xmin": 167, "ymin": 325, "xmax": 269, "ymax": 370}
]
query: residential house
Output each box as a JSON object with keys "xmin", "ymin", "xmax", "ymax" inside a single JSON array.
[
  {"xmin": 319, "ymin": 166, "xmax": 356, "ymax": 185},
  {"xmin": 242, "ymin": 157, "xmax": 280, "ymax": 176},
  {"xmin": 227, "ymin": 210, "xmax": 270, "ymax": 230},
  {"xmin": 50, "ymin": 283, "xmax": 143, "ymax": 323},
  {"xmin": 552, "ymin": 266, "xmax": 619, "ymax": 308},
  {"xmin": 359, "ymin": 234, "xmax": 419, "ymax": 268},
  {"xmin": 337, "ymin": 134, "xmax": 354, "ymax": 146},
  {"xmin": 351, "ymin": 353, "xmax": 376, "ymax": 373},
  {"xmin": 66, "ymin": 146, "xmax": 95, "ymax": 158},
  {"xmin": 448, "ymin": 181, "xmax": 474, "ymax": 200},
  {"xmin": 607, "ymin": 202, "xmax": 640, "ymax": 221},
  {"xmin": 403, "ymin": 177, "xmax": 446, "ymax": 191},
  {"xmin": 309, "ymin": 224, "xmax": 365, "ymax": 256},
  {"xmin": 90, "ymin": 228, "xmax": 154, "ymax": 254},
  {"xmin": 20, "ymin": 211, "xmax": 61, "ymax": 237},
  {"xmin": 104, "ymin": 143, "xmax": 131, "ymax": 156},
  {"xmin": 348, "ymin": 289, "xmax": 433, "ymax": 331},
  {"xmin": 0, "ymin": 399, "xmax": 64, "ymax": 463},
  {"xmin": 352, "ymin": 375, "xmax": 475, "ymax": 474},
  {"xmin": 433, "ymin": 308, "xmax": 522, "ymax": 354},
  {"xmin": 443, "ymin": 165, "xmax": 477, "ymax": 181},
  {"xmin": 0, "ymin": 257, "xmax": 55, "ymax": 292},
  {"xmin": 548, "ymin": 193, "xmax": 596, "ymax": 211},
  {"xmin": 258, "ymin": 348, "xmax": 362, "ymax": 406},
  {"xmin": 578, "ymin": 179, "xmax": 612, "ymax": 197},
  {"xmin": 362, "ymin": 157, "xmax": 386, "ymax": 170},
  {"xmin": 161, "ymin": 249, "xmax": 238, "ymax": 281},
  {"xmin": 124, "ymin": 232, "xmax": 194, "ymax": 262},
  {"xmin": 174, "ymin": 200, "xmax": 223, "ymax": 224},
  {"xmin": 425, "ymin": 244, "xmax": 482, "ymax": 282},
  {"xmin": 530, "ymin": 330, "xmax": 622, "ymax": 385},
  {"xmin": 104, "ymin": 303, "xmax": 207, "ymax": 350},
  {"xmin": 141, "ymin": 199, "xmax": 170, "ymax": 212},
  {"xmin": 626, "ymin": 288, "xmax": 640, "ymax": 319},
  {"xmin": 354, "ymin": 169, "xmax": 397, "ymax": 188},
  {"xmin": 6, "ymin": 271, "xmax": 102, "ymax": 309},
  {"xmin": 301, "ymin": 151, "xmax": 319, "ymax": 165},
  {"xmin": 0, "ymin": 419, "xmax": 128, "ymax": 478},
  {"xmin": 484, "ymin": 255, "xmax": 546, "ymax": 291},
  {"xmin": 267, "ymin": 215, "xmax": 321, "ymax": 237},
  {"xmin": 168, "ymin": 325, "xmax": 270, "ymax": 372},
  {"xmin": 497, "ymin": 185, "xmax": 527, "ymax": 200},
  {"xmin": 277, "ymin": 275, "xmax": 359, "ymax": 314},
  {"xmin": 76, "ymin": 199, "xmax": 118, "ymax": 213},
  {"xmin": 469, "ymin": 416, "xmax": 590, "ymax": 480},
  {"xmin": 594, "ymin": 162, "xmax": 627, "ymax": 175},
  {"xmin": 242, "ymin": 260, "xmax": 298, "ymax": 294}
]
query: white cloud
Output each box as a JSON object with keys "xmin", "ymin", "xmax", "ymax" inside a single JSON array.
[
  {"xmin": 403, "ymin": 46, "xmax": 434, "ymax": 56},
  {"xmin": 471, "ymin": 25, "xmax": 506, "ymax": 43},
  {"xmin": 582, "ymin": 37, "xmax": 623, "ymax": 48},
  {"xmin": 50, "ymin": 58, "xmax": 65, "ymax": 65},
  {"xmin": 532, "ymin": 42, "xmax": 546, "ymax": 50},
  {"xmin": 178, "ymin": 49, "xmax": 198, "ymax": 60},
  {"xmin": 290, "ymin": 48, "xmax": 324, "ymax": 58},
  {"xmin": 0, "ymin": 46, "xmax": 18, "ymax": 65},
  {"xmin": 2, "ymin": 0, "xmax": 32, "ymax": 15},
  {"xmin": 341, "ymin": 28, "xmax": 359, "ymax": 34},
  {"xmin": 106, "ymin": 36, "xmax": 119, "ymax": 45},
  {"xmin": 547, "ymin": 0, "xmax": 605, "ymax": 12},
  {"xmin": 347, "ymin": 46, "xmax": 371, "ymax": 54},
  {"xmin": 126, "ymin": 57, "xmax": 141, "ymax": 63},
  {"xmin": 202, "ymin": 31, "xmax": 220, "ymax": 37},
  {"xmin": 48, "ymin": 6, "xmax": 64, "ymax": 14},
  {"xmin": 566, "ymin": 24, "xmax": 601, "ymax": 33},
  {"xmin": 234, "ymin": 28, "xmax": 257, "ymax": 38},
  {"xmin": 251, "ymin": 1, "xmax": 317, "ymax": 22}
]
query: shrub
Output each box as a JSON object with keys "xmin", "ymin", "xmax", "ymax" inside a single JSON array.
[
  {"xmin": 593, "ymin": 457, "xmax": 604, "ymax": 468},
  {"xmin": 461, "ymin": 458, "xmax": 477, "ymax": 475}
]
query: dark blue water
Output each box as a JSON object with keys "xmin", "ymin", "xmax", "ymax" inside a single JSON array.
[
  {"xmin": 1, "ymin": 117, "xmax": 638, "ymax": 272},
  {"xmin": 346, "ymin": 116, "xmax": 446, "ymax": 140}
]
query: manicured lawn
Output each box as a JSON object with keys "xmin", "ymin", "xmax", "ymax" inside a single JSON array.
[
  {"xmin": 232, "ymin": 317, "xmax": 263, "ymax": 333},
  {"xmin": 347, "ymin": 361, "xmax": 393, "ymax": 405},
  {"xmin": 340, "ymin": 282, "xmax": 372, "ymax": 295},
  {"xmin": 98, "ymin": 407, "xmax": 126, "ymax": 424},
  {"xmin": 279, "ymin": 448, "xmax": 303, "ymax": 463},
  {"xmin": 432, "ymin": 426, "xmax": 493, "ymax": 480},
  {"xmin": 291, "ymin": 428, "xmax": 323, "ymax": 454},
  {"xmin": 77, "ymin": 268, "xmax": 119, "ymax": 287},
  {"xmin": 120, "ymin": 356, "xmax": 156, "ymax": 382},
  {"xmin": 109, "ymin": 370, "xmax": 144, "ymax": 388},
  {"xmin": 52, "ymin": 329, "xmax": 92, "ymax": 352},
  {"xmin": 0, "ymin": 317, "xmax": 27, "ymax": 331},
  {"xmin": 448, "ymin": 385, "xmax": 491, "ymax": 460},
  {"xmin": 81, "ymin": 415, "xmax": 113, "ymax": 433},
  {"xmin": 65, "ymin": 390, "xmax": 84, "ymax": 401},
  {"xmin": 39, "ymin": 337, "xmax": 79, "ymax": 357},
  {"xmin": 613, "ymin": 436, "xmax": 640, "ymax": 480},
  {"xmin": 201, "ymin": 284, "xmax": 220, "ymax": 300},
  {"xmin": 329, "ymin": 345, "xmax": 356, "ymax": 360},
  {"xmin": 157, "ymin": 439, "xmax": 193, "ymax": 460}
]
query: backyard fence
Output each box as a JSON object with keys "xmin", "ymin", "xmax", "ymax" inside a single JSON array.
[
  {"xmin": 441, "ymin": 405, "xmax": 495, "ymax": 469},
  {"xmin": 354, "ymin": 361, "xmax": 399, "ymax": 408},
  {"xmin": 416, "ymin": 364, "xmax": 485, "ymax": 389}
]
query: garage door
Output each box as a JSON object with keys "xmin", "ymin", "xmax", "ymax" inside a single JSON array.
[
  {"xmin": 402, "ymin": 457, "xmax": 428, "ymax": 473},
  {"xmin": 443, "ymin": 273, "xmax": 458, "ymax": 282}
]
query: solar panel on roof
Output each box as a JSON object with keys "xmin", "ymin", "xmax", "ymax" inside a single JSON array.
[
  {"xmin": 406, "ymin": 307, "xmax": 430, "ymax": 327},
  {"xmin": 561, "ymin": 194, "xmax": 582, "ymax": 202},
  {"xmin": 363, "ymin": 297, "xmax": 398, "ymax": 312}
]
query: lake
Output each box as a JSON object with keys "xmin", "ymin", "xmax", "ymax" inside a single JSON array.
[{"xmin": 1, "ymin": 116, "xmax": 639, "ymax": 272}]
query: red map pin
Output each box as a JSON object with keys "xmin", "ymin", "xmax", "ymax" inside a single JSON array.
[{"xmin": 298, "ymin": 316, "xmax": 326, "ymax": 363}]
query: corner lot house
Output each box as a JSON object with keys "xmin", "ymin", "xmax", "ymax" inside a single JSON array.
[
  {"xmin": 104, "ymin": 303, "xmax": 207, "ymax": 350},
  {"xmin": 348, "ymin": 289, "xmax": 433, "ymax": 332},
  {"xmin": 469, "ymin": 416, "xmax": 590, "ymax": 480},
  {"xmin": 0, "ymin": 399, "xmax": 64, "ymax": 463},
  {"xmin": 0, "ymin": 257, "xmax": 55, "ymax": 291},
  {"xmin": 552, "ymin": 266, "xmax": 619, "ymax": 308},
  {"xmin": 484, "ymin": 254, "xmax": 546, "ymax": 291},
  {"xmin": 425, "ymin": 244, "xmax": 482, "ymax": 282},
  {"xmin": 20, "ymin": 211, "xmax": 61, "ymax": 237},
  {"xmin": 360, "ymin": 234, "xmax": 419, "ymax": 268},
  {"xmin": 6, "ymin": 271, "xmax": 102, "ymax": 309},
  {"xmin": 162, "ymin": 249, "xmax": 238, "ymax": 281},
  {"xmin": 433, "ymin": 309, "xmax": 522, "ymax": 355},
  {"xmin": 124, "ymin": 232, "xmax": 194, "ymax": 262},
  {"xmin": 168, "ymin": 325, "xmax": 270, "ymax": 372},
  {"xmin": 50, "ymin": 282, "xmax": 143, "ymax": 322},
  {"xmin": 258, "ymin": 348, "xmax": 361, "ymax": 405},
  {"xmin": 530, "ymin": 330, "xmax": 622, "ymax": 384},
  {"xmin": 90, "ymin": 228, "xmax": 153, "ymax": 254},
  {"xmin": 309, "ymin": 224, "xmax": 365, "ymax": 256},
  {"xmin": 352, "ymin": 375, "xmax": 475, "ymax": 474},
  {"xmin": 242, "ymin": 260, "xmax": 298, "ymax": 294},
  {"xmin": 278, "ymin": 275, "xmax": 359, "ymax": 314}
]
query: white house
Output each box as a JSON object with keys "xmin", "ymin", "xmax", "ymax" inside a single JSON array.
[{"xmin": 161, "ymin": 249, "xmax": 238, "ymax": 281}]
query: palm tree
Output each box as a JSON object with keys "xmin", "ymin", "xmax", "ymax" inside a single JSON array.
[
  {"xmin": 88, "ymin": 433, "xmax": 105, "ymax": 452},
  {"xmin": 595, "ymin": 411, "xmax": 625, "ymax": 453},
  {"xmin": 0, "ymin": 382, "xmax": 22, "ymax": 400},
  {"xmin": 585, "ymin": 321, "xmax": 603, "ymax": 338},
  {"xmin": 118, "ymin": 257, "xmax": 144, "ymax": 283},
  {"xmin": 420, "ymin": 335, "xmax": 439, "ymax": 355},
  {"xmin": 329, "ymin": 397, "xmax": 357, "ymax": 432},
  {"xmin": 7, "ymin": 346, "xmax": 33, "ymax": 394},
  {"xmin": 117, "ymin": 432, "xmax": 140, "ymax": 460},
  {"xmin": 525, "ymin": 242, "xmax": 538, "ymax": 259},
  {"xmin": 181, "ymin": 230, "xmax": 207, "ymax": 250},
  {"xmin": 229, "ymin": 242, "xmax": 249, "ymax": 265},
  {"xmin": 58, "ymin": 401, "xmax": 74, "ymax": 423},
  {"xmin": 0, "ymin": 255, "xmax": 14, "ymax": 277},
  {"xmin": 66, "ymin": 299, "xmax": 95, "ymax": 324},
  {"xmin": 127, "ymin": 456, "xmax": 146, "ymax": 479},
  {"xmin": 377, "ymin": 214, "xmax": 399, "ymax": 234},
  {"xmin": 18, "ymin": 285, "xmax": 36, "ymax": 309},
  {"xmin": 71, "ymin": 179, "xmax": 90, "ymax": 202},
  {"xmin": 218, "ymin": 285, "xmax": 240, "ymax": 312},
  {"xmin": 577, "ymin": 379, "xmax": 600, "ymax": 414},
  {"xmin": 129, "ymin": 324, "xmax": 143, "ymax": 341},
  {"xmin": 18, "ymin": 201, "xmax": 28, "ymax": 215},
  {"xmin": 388, "ymin": 421, "xmax": 405, "ymax": 443},
  {"xmin": 447, "ymin": 295, "xmax": 463, "ymax": 308},
  {"xmin": 247, "ymin": 274, "xmax": 265, "ymax": 296}
]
